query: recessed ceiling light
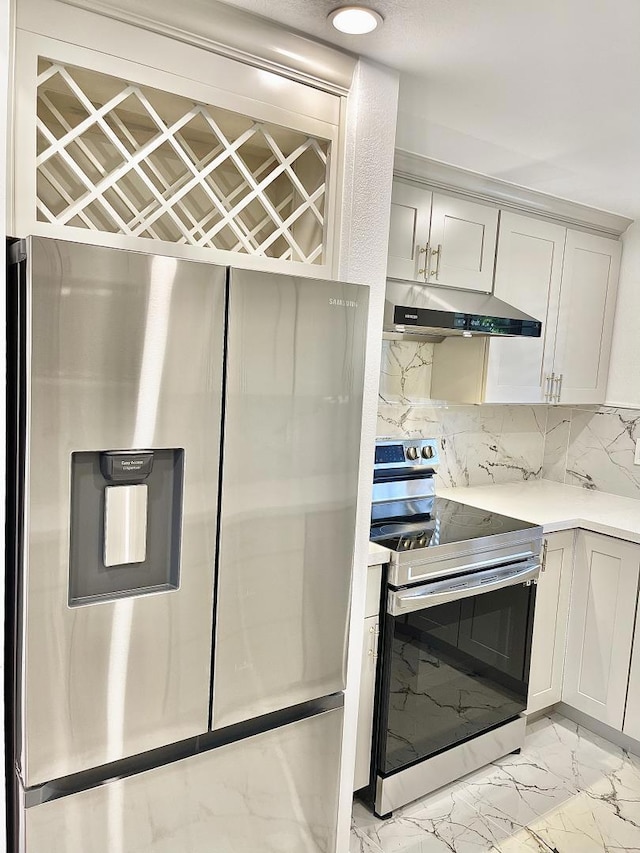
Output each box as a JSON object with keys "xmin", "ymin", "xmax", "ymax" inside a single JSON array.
[{"xmin": 328, "ymin": 6, "xmax": 383, "ymax": 35}]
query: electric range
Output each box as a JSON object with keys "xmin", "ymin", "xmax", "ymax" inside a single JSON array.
[{"xmin": 362, "ymin": 437, "xmax": 543, "ymax": 819}]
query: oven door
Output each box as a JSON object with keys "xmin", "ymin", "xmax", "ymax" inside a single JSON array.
[{"xmin": 377, "ymin": 559, "xmax": 538, "ymax": 776}]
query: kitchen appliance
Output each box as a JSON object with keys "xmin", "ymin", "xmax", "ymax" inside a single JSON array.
[
  {"xmin": 364, "ymin": 438, "xmax": 543, "ymax": 818},
  {"xmin": 384, "ymin": 279, "xmax": 543, "ymax": 342},
  {"xmin": 6, "ymin": 236, "xmax": 368, "ymax": 852}
]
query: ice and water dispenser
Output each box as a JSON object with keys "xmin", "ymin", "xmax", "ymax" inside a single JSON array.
[{"xmin": 68, "ymin": 448, "xmax": 184, "ymax": 605}]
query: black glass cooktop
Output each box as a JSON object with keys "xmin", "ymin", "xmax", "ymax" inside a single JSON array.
[{"xmin": 369, "ymin": 497, "xmax": 536, "ymax": 552}]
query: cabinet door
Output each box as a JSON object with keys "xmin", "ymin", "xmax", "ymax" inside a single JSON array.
[
  {"xmin": 387, "ymin": 181, "xmax": 432, "ymax": 281},
  {"xmin": 527, "ymin": 531, "xmax": 574, "ymax": 714},
  {"xmin": 553, "ymin": 231, "xmax": 622, "ymax": 404},
  {"xmin": 563, "ymin": 532, "xmax": 640, "ymax": 729},
  {"xmin": 484, "ymin": 213, "xmax": 566, "ymax": 403},
  {"xmin": 623, "ymin": 595, "xmax": 640, "ymax": 741},
  {"xmin": 354, "ymin": 615, "xmax": 379, "ymax": 791},
  {"xmin": 427, "ymin": 194, "xmax": 499, "ymax": 292}
]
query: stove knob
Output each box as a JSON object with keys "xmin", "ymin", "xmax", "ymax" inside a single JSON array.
[
  {"xmin": 406, "ymin": 446, "xmax": 419, "ymax": 461},
  {"xmin": 422, "ymin": 445, "xmax": 435, "ymax": 459}
]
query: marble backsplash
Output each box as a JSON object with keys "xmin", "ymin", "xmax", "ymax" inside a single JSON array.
[
  {"xmin": 377, "ymin": 340, "xmax": 547, "ymax": 489},
  {"xmin": 377, "ymin": 340, "xmax": 640, "ymax": 498},
  {"xmin": 543, "ymin": 406, "xmax": 640, "ymax": 499}
]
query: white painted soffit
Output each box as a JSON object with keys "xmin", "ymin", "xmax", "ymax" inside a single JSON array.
[
  {"xmin": 57, "ymin": 0, "xmax": 357, "ymax": 94},
  {"xmin": 395, "ymin": 151, "xmax": 634, "ymax": 239}
]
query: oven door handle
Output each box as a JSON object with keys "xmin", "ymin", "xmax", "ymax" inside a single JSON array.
[{"xmin": 388, "ymin": 559, "xmax": 540, "ymax": 616}]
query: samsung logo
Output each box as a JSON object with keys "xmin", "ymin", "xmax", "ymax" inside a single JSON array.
[{"xmin": 329, "ymin": 298, "xmax": 359, "ymax": 308}]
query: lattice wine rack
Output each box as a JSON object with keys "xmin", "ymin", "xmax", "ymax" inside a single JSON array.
[{"xmin": 35, "ymin": 59, "xmax": 330, "ymax": 264}]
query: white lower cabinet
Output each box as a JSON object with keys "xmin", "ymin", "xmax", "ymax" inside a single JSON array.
[
  {"xmin": 563, "ymin": 532, "xmax": 640, "ymax": 729},
  {"xmin": 354, "ymin": 615, "xmax": 380, "ymax": 791},
  {"xmin": 527, "ymin": 531, "xmax": 574, "ymax": 714},
  {"xmin": 354, "ymin": 564, "xmax": 382, "ymax": 791},
  {"xmin": 623, "ymin": 595, "xmax": 640, "ymax": 741}
]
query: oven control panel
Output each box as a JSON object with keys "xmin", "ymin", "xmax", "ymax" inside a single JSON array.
[{"xmin": 374, "ymin": 438, "xmax": 439, "ymax": 470}]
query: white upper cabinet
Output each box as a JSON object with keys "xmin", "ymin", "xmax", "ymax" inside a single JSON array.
[
  {"xmin": 385, "ymin": 173, "xmax": 624, "ymax": 406},
  {"xmin": 552, "ymin": 230, "xmax": 622, "ymax": 405},
  {"xmin": 387, "ymin": 181, "xmax": 432, "ymax": 282},
  {"xmin": 386, "ymin": 180, "xmax": 498, "ymax": 292},
  {"xmin": 429, "ymin": 220, "xmax": 622, "ymax": 405},
  {"xmin": 562, "ymin": 532, "xmax": 640, "ymax": 729},
  {"xmin": 428, "ymin": 194, "xmax": 498, "ymax": 292},
  {"xmin": 484, "ymin": 213, "xmax": 566, "ymax": 403}
]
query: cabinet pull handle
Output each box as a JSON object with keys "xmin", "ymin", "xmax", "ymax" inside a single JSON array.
[
  {"xmin": 556, "ymin": 374, "xmax": 563, "ymax": 403},
  {"xmin": 431, "ymin": 243, "xmax": 442, "ymax": 280},
  {"xmin": 417, "ymin": 244, "xmax": 429, "ymax": 281},
  {"xmin": 545, "ymin": 373, "xmax": 555, "ymax": 403},
  {"xmin": 368, "ymin": 622, "xmax": 380, "ymax": 660},
  {"xmin": 552, "ymin": 374, "xmax": 562, "ymax": 403},
  {"xmin": 541, "ymin": 540, "xmax": 548, "ymax": 572}
]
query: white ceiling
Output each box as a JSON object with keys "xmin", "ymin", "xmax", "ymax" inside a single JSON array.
[{"xmin": 218, "ymin": 0, "xmax": 640, "ymax": 220}]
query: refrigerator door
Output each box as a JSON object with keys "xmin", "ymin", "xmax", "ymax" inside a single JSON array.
[
  {"xmin": 24, "ymin": 708, "xmax": 343, "ymax": 853},
  {"xmin": 18, "ymin": 238, "xmax": 225, "ymax": 786},
  {"xmin": 212, "ymin": 269, "xmax": 368, "ymax": 729}
]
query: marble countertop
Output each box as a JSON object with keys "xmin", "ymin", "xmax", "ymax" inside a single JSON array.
[
  {"xmin": 368, "ymin": 542, "xmax": 391, "ymax": 566},
  {"xmin": 367, "ymin": 480, "xmax": 640, "ymax": 564},
  {"xmin": 438, "ymin": 479, "xmax": 640, "ymax": 544}
]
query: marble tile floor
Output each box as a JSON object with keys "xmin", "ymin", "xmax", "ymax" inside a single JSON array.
[{"xmin": 350, "ymin": 713, "xmax": 640, "ymax": 853}]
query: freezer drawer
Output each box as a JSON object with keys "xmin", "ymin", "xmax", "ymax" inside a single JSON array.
[
  {"xmin": 24, "ymin": 707, "xmax": 343, "ymax": 853},
  {"xmin": 213, "ymin": 269, "xmax": 368, "ymax": 728},
  {"xmin": 17, "ymin": 239, "xmax": 226, "ymax": 785}
]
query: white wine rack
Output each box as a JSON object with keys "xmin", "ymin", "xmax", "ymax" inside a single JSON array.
[{"xmin": 35, "ymin": 59, "xmax": 330, "ymax": 264}]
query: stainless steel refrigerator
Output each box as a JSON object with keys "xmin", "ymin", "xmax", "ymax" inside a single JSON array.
[{"xmin": 6, "ymin": 236, "xmax": 368, "ymax": 853}]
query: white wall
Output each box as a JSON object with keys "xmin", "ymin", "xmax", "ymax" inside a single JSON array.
[
  {"xmin": 336, "ymin": 58, "xmax": 398, "ymax": 853},
  {"xmin": 606, "ymin": 220, "xmax": 640, "ymax": 408}
]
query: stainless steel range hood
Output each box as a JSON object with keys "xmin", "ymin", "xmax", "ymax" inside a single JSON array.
[{"xmin": 384, "ymin": 280, "xmax": 542, "ymax": 343}]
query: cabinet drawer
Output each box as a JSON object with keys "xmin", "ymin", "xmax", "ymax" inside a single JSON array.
[{"xmin": 365, "ymin": 564, "xmax": 383, "ymax": 618}]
